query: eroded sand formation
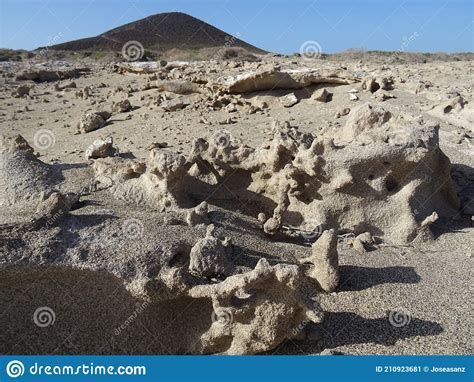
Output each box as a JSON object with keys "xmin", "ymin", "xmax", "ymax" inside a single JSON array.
[
  {"xmin": 92, "ymin": 103, "xmax": 459, "ymax": 245},
  {"xmin": 0, "ymin": 54, "xmax": 472, "ymax": 355}
]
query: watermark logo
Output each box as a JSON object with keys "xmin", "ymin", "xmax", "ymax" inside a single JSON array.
[
  {"xmin": 114, "ymin": 299, "xmax": 151, "ymax": 336},
  {"xmin": 33, "ymin": 129, "xmax": 56, "ymax": 150},
  {"xmin": 212, "ymin": 130, "xmax": 233, "ymax": 149},
  {"xmin": 122, "ymin": 41, "xmax": 144, "ymax": 61},
  {"xmin": 211, "ymin": 308, "xmax": 233, "ymax": 326},
  {"xmin": 300, "ymin": 40, "xmax": 322, "ymax": 60},
  {"xmin": 300, "ymin": 219, "xmax": 323, "ymax": 242},
  {"xmin": 393, "ymin": 31, "xmax": 420, "ymax": 59},
  {"xmin": 122, "ymin": 218, "xmax": 144, "ymax": 239},
  {"xmin": 26, "ymin": 32, "xmax": 63, "ymax": 68},
  {"xmin": 33, "ymin": 306, "xmax": 56, "ymax": 327},
  {"xmin": 215, "ymin": 32, "xmax": 241, "ymax": 60},
  {"xmin": 388, "ymin": 308, "xmax": 412, "ymax": 328},
  {"xmin": 6, "ymin": 360, "xmax": 25, "ymax": 378}
]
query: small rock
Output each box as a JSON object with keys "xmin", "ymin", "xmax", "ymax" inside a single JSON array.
[
  {"xmin": 280, "ymin": 93, "xmax": 299, "ymax": 108},
  {"xmin": 351, "ymin": 238, "xmax": 366, "ymax": 254},
  {"xmin": 12, "ymin": 85, "xmax": 32, "ymax": 98},
  {"xmin": 85, "ymin": 137, "xmax": 116, "ymax": 159},
  {"xmin": 263, "ymin": 217, "xmax": 281, "ymax": 235},
  {"xmin": 77, "ymin": 112, "xmax": 110, "ymax": 134},
  {"xmin": 361, "ymin": 77, "xmax": 380, "ymax": 93},
  {"xmin": 146, "ymin": 142, "xmax": 168, "ymax": 150},
  {"xmin": 186, "ymin": 201, "xmax": 209, "ymax": 226},
  {"xmin": 225, "ymin": 103, "xmax": 237, "ymax": 113},
  {"xmin": 375, "ymin": 91, "xmax": 396, "ymax": 102},
  {"xmin": 160, "ymin": 98, "xmax": 189, "ymax": 112},
  {"xmin": 218, "ymin": 117, "xmax": 236, "ymax": 125},
  {"xmin": 112, "ymin": 99, "xmax": 132, "ymax": 113},
  {"xmin": 335, "ymin": 108, "xmax": 351, "ymax": 118},
  {"xmin": 188, "ymin": 224, "xmax": 232, "ymax": 277},
  {"xmin": 356, "ymin": 232, "xmax": 374, "ymax": 245},
  {"xmin": 312, "ymin": 88, "xmax": 332, "ymax": 102}
]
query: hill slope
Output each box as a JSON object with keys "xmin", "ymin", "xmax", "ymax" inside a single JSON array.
[{"xmin": 45, "ymin": 12, "xmax": 266, "ymax": 55}]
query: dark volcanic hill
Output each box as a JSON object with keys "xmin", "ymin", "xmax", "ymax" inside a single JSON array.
[{"xmin": 46, "ymin": 12, "xmax": 265, "ymax": 54}]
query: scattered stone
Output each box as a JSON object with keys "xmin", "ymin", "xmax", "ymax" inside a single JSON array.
[
  {"xmin": 112, "ymin": 99, "xmax": 132, "ymax": 113},
  {"xmin": 85, "ymin": 137, "xmax": 116, "ymax": 160},
  {"xmin": 312, "ymin": 88, "xmax": 332, "ymax": 102},
  {"xmin": 225, "ymin": 103, "xmax": 237, "ymax": 113},
  {"xmin": 218, "ymin": 117, "xmax": 236, "ymax": 125},
  {"xmin": 186, "ymin": 201, "xmax": 209, "ymax": 226},
  {"xmin": 160, "ymin": 98, "xmax": 189, "ymax": 112},
  {"xmin": 351, "ymin": 238, "xmax": 366, "ymax": 254},
  {"xmin": 361, "ymin": 77, "xmax": 394, "ymax": 93},
  {"xmin": 280, "ymin": 93, "xmax": 299, "ymax": 107},
  {"xmin": 361, "ymin": 77, "xmax": 380, "ymax": 93},
  {"xmin": 146, "ymin": 142, "xmax": 168, "ymax": 150},
  {"xmin": 75, "ymin": 86, "xmax": 90, "ymax": 99},
  {"xmin": 335, "ymin": 108, "xmax": 351, "ymax": 118},
  {"xmin": 77, "ymin": 111, "xmax": 110, "ymax": 134},
  {"xmin": 350, "ymin": 232, "xmax": 374, "ymax": 254},
  {"xmin": 263, "ymin": 217, "xmax": 281, "ymax": 235},
  {"xmin": 55, "ymin": 81, "xmax": 77, "ymax": 91},
  {"xmin": 11, "ymin": 85, "xmax": 32, "ymax": 98},
  {"xmin": 188, "ymin": 225, "xmax": 232, "ymax": 277},
  {"xmin": 251, "ymin": 98, "xmax": 268, "ymax": 110},
  {"xmin": 375, "ymin": 91, "xmax": 396, "ymax": 102}
]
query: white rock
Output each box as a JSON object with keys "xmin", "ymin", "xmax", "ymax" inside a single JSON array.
[
  {"xmin": 85, "ymin": 137, "xmax": 116, "ymax": 159},
  {"xmin": 280, "ymin": 93, "xmax": 299, "ymax": 108}
]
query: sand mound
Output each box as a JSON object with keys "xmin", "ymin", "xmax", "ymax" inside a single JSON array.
[{"xmin": 0, "ymin": 135, "xmax": 60, "ymax": 207}]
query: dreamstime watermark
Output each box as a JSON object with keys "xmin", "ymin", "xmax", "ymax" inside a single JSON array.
[
  {"xmin": 211, "ymin": 307, "xmax": 234, "ymax": 326},
  {"xmin": 42, "ymin": 195, "xmax": 78, "ymax": 229},
  {"xmin": 6, "ymin": 360, "xmax": 25, "ymax": 378},
  {"xmin": 68, "ymin": 219, "xmax": 145, "ymax": 251},
  {"xmin": 388, "ymin": 308, "xmax": 412, "ymax": 328},
  {"xmin": 212, "ymin": 129, "xmax": 234, "ymax": 149},
  {"xmin": 33, "ymin": 129, "xmax": 56, "ymax": 150},
  {"xmin": 5, "ymin": 360, "xmax": 146, "ymax": 377},
  {"xmin": 215, "ymin": 32, "xmax": 241, "ymax": 60},
  {"xmin": 300, "ymin": 218, "xmax": 323, "ymax": 242},
  {"xmin": 114, "ymin": 299, "xmax": 151, "ymax": 336},
  {"xmin": 393, "ymin": 32, "xmax": 420, "ymax": 59},
  {"xmin": 122, "ymin": 218, "xmax": 144, "ymax": 239},
  {"xmin": 300, "ymin": 40, "xmax": 322, "ymax": 60},
  {"xmin": 33, "ymin": 306, "xmax": 56, "ymax": 327},
  {"xmin": 26, "ymin": 32, "xmax": 63, "ymax": 68},
  {"xmin": 121, "ymin": 41, "xmax": 144, "ymax": 61},
  {"xmin": 290, "ymin": 300, "xmax": 323, "ymax": 337},
  {"xmin": 213, "ymin": 210, "xmax": 241, "ymax": 238}
]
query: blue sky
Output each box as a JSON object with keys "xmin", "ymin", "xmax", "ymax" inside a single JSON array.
[{"xmin": 1, "ymin": 0, "xmax": 473, "ymax": 53}]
